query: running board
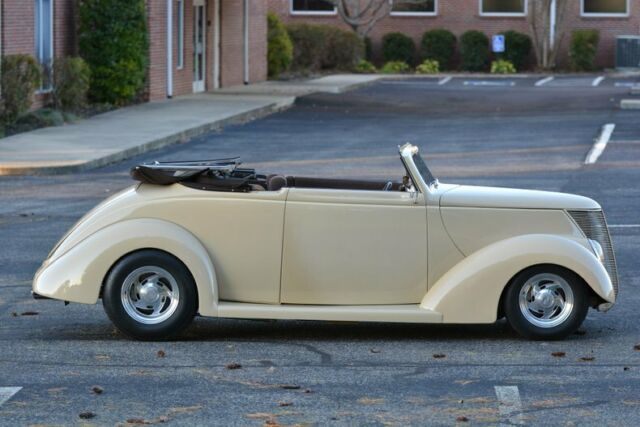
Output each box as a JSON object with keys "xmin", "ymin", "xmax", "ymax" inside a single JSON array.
[{"xmin": 217, "ymin": 302, "xmax": 443, "ymax": 323}]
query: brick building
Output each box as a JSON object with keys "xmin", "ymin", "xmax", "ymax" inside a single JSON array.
[
  {"xmin": 270, "ymin": 0, "xmax": 640, "ymax": 68},
  {"xmin": 0, "ymin": 0, "xmax": 267, "ymax": 107}
]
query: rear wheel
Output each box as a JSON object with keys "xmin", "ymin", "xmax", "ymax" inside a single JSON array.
[
  {"xmin": 102, "ymin": 250, "xmax": 197, "ymax": 341},
  {"xmin": 504, "ymin": 265, "xmax": 589, "ymax": 340}
]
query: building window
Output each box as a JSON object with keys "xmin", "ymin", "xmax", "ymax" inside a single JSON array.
[
  {"xmin": 581, "ymin": 0, "xmax": 629, "ymax": 16},
  {"xmin": 479, "ymin": 0, "xmax": 527, "ymax": 16},
  {"xmin": 391, "ymin": 0, "xmax": 437, "ymax": 16},
  {"xmin": 290, "ymin": 0, "xmax": 337, "ymax": 15},
  {"xmin": 177, "ymin": 0, "xmax": 184, "ymax": 69},
  {"xmin": 35, "ymin": 0, "xmax": 53, "ymax": 90}
]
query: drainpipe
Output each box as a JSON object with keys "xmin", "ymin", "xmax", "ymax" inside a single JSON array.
[
  {"xmin": 166, "ymin": 0, "xmax": 173, "ymax": 98},
  {"xmin": 243, "ymin": 0, "xmax": 249, "ymax": 84},
  {"xmin": 549, "ymin": 0, "xmax": 557, "ymax": 50}
]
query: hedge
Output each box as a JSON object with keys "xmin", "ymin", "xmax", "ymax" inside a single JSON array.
[
  {"xmin": 460, "ymin": 30, "xmax": 490, "ymax": 71},
  {"xmin": 421, "ymin": 29, "xmax": 456, "ymax": 70},
  {"xmin": 52, "ymin": 57, "xmax": 91, "ymax": 112},
  {"xmin": 382, "ymin": 32, "xmax": 416, "ymax": 65},
  {"xmin": 502, "ymin": 30, "xmax": 532, "ymax": 71},
  {"xmin": 286, "ymin": 24, "xmax": 364, "ymax": 71},
  {"xmin": 570, "ymin": 29, "xmax": 600, "ymax": 71},
  {"xmin": 267, "ymin": 13, "xmax": 293, "ymax": 78},
  {"xmin": 78, "ymin": 0, "xmax": 149, "ymax": 105},
  {"xmin": 0, "ymin": 55, "xmax": 41, "ymax": 125}
]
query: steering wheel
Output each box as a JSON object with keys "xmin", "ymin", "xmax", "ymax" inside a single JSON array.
[{"xmin": 382, "ymin": 181, "xmax": 393, "ymax": 191}]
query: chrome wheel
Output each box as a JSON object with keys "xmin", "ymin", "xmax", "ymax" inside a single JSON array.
[
  {"xmin": 518, "ymin": 273, "xmax": 574, "ymax": 328},
  {"xmin": 120, "ymin": 266, "xmax": 180, "ymax": 325}
]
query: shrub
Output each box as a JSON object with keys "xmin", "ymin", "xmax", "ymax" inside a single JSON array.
[
  {"xmin": 354, "ymin": 59, "xmax": 377, "ymax": 73},
  {"xmin": 0, "ymin": 54, "xmax": 41, "ymax": 125},
  {"xmin": 416, "ymin": 59, "xmax": 440, "ymax": 74},
  {"xmin": 267, "ymin": 13, "xmax": 293, "ymax": 78},
  {"xmin": 421, "ymin": 29, "xmax": 456, "ymax": 70},
  {"xmin": 52, "ymin": 57, "xmax": 91, "ymax": 112},
  {"xmin": 382, "ymin": 32, "xmax": 416, "ymax": 65},
  {"xmin": 502, "ymin": 30, "xmax": 532, "ymax": 71},
  {"xmin": 570, "ymin": 29, "xmax": 600, "ymax": 71},
  {"xmin": 78, "ymin": 0, "xmax": 148, "ymax": 105},
  {"xmin": 460, "ymin": 30, "xmax": 490, "ymax": 72},
  {"xmin": 381, "ymin": 61, "xmax": 410, "ymax": 74},
  {"xmin": 286, "ymin": 24, "xmax": 363, "ymax": 71},
  {"xmin": 491, "ymin": 59, "xmax": 516, "ymax": 74},
  {"xmin": 364, "ymin": 36, "xmax": 373, "ymax": 61}
]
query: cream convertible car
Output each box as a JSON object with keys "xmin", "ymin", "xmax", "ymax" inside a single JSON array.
[{"xmin": 33, "ymin": 144, "xmax": 618, "ymax": 341}]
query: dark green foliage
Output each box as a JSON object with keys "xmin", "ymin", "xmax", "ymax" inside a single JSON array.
[
  {"xmin": 570, "ymin": 29, "xmax": 600, "ymax": 71},
  {"xmin": 286, "ymin": 24, "xmax": 364, "ymax": 71},
  {"xmin": 0, "ymin": 54, "xmax": 41, "ymax": 125},
  {"xmin": 267, "ymin": 13, "xmax": 293, "ymax": 78},
  {"xmin": 52, "ymin": 57, "xmax": 91, "ymax": 112},
  {"xmin": 460, "ymin": 30, "xmax": 490, "ymax": 71},
  {"xmin": 364, "ymin": 36, "xmax": 373, "ymax": 61},
  {"xmin": 501, "ymin": 30, "xmax": 532, "ymax": 71},
  {"xmin": 78, "ymin": 0, "xmax": 149, "ymax": 105},
  {"xmin": 382, "ymin": 32, "xmax": 416, "ymax": 65},
  {"xmin": 421, "ymin": 29, "xmax": 456, "ymax": 70}
]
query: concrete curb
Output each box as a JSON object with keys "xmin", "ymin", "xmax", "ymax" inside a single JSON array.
[{"xmin": 0, "ymin": 98, "xmax": 294, "ymax": 176}]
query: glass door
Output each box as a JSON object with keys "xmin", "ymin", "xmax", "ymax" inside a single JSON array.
[{"xmin": 193, "ymin": 1, "xmax": 206, "ymax": 92}]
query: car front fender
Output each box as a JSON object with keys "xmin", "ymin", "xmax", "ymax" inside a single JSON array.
[
  {"xmin": 32, "ymin": 218, "xmax": 219, "ymax": 317},
  {"xmin": 420, "ymin": 234, "xmax": 614, "ymax": 323}
]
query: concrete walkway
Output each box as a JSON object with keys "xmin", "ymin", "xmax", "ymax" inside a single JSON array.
[{"xmin": 0, "ymin": 74, "xmax": 381, "ymax": 175}]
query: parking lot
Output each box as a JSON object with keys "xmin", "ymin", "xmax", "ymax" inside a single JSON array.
[{"xmin": 1, "ymin": 76, "xmax": 640, "ymax": 425}]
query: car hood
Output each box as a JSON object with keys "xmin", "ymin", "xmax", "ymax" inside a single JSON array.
[{"xmin": 439, "ymin": 185, "xmax": 600, "ymax": 210}]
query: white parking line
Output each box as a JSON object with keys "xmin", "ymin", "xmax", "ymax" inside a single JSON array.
[
  {"xmin": 585, "ymin": 123, "xmax": 616, "ymax": 164},
  {"xmin": 535, "ymin": 76, "xmax": 554, "ymax": 86},
  {"xmin": 614, "ymin": 82, "xmax": 637, "ymax": 87},
  {"xmin": 463, "ymin": 80, "xmax": 515, "ymax": 87},
  {"xmin": 438, "ymin": 76, "xmax": 452, "ymax": 85},
  {"xmin": 609, "ymin": 224, "xmax": 640, "ymax": 228},
  {"xmin": 495, "ymin": 386, "xmax": 524, "ymax": 425},
  {"xmin": 0, "ymin": 387, "xmax": 22, "ymax": 408},
  {"xmin": 592, "ymin": 76, "xmax": 605, "ymax": 87}
]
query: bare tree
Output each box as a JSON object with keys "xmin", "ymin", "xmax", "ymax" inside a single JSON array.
[
  {"xmin": 528, "ymin": 0, "xmax": 569, "ymax": 70},
  {"xmin": 325, "ymin": 0, "xmax": 431, "ymax": 38}
]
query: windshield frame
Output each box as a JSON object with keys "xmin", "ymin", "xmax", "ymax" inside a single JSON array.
[{"xmin": 399, "ymin": 143, "xmax": 437, "ymax": 193}]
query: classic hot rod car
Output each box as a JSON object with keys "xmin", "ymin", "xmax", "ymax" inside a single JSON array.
[{"xmin": 32, "ymin": 144, "xmax": 618, "ymax": 340}]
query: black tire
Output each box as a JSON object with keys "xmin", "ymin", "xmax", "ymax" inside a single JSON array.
[
  {"xmin": 102, "ymin": 250, "xmax": 198, "ymax": 341},
  {"xmin": 504, "ymin": 265, "xmax": 589, "ymax": 340}
]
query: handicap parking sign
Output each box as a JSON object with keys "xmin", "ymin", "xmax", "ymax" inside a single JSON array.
[{"xmin": 492, "ymin": 35, "xmax": 505, "ymax": 53}]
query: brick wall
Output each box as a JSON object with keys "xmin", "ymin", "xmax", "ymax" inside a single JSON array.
[{"xmin": 269, "ymin": 0, "xmax": 640, "ymax": 69}]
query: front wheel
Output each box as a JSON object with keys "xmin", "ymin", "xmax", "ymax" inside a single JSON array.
[
  {"xmin": 504, "ymin": 265, "xmax": 589, "ymax": 340},
  {"xmin": 102, "ymin": 250, "xmax": 198, "ymax": 341}
]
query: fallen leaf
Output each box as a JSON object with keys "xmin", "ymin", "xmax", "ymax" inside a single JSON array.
[
  {"xmin": 456, "ymin": 416, "xmax": 469, "ymax": 422},
  {"xmin": 624, "ymin": 367, "xmax": 630, "ymax": 371},
  {"xmin": 157, "ymin": 350, "xmax": 166, "ymax": 358},
  {"xmin": 634, "ymin": 344, "xmax": 640, "ymax": 351},
  {"xmin": 454, "ymin": 380, "xmax": 478, "ymax": 386},
  {"xmin": 226, "ymin": 363, "xmax": 242, "ymax": 370},
  {"xmin": 551, "ymin": 352, "xmax": 566, "ymax": 358},
  {"xmin": 433, "ymin": 354, "xmax": 446, "ymax": 359},
  {"xmin": 94, "ymin": 354, "xmax": 110, "ymax": 361},
  {"xmin": 579, "ymin": 356, "xmax": 595, "ymax": 362},
  {"xmin": 20, "ymin": 311, "xmax": 39, "ymax": 316},
  {"xmin": 280, "ymin": 384, "xmax": 300, "ymax": 390},
  {"xmin": 278, "ymin": 402, "xmax": 293, "ymax": 407},
  {"xmin": 303, "ymin": 389, "xmax": 313, "ymax": 393},
  {"xmin": 358, "ymin": 397, "xmax": 384, "ymax": 405},
  {"xmin": 79, "ymin": 412, "xmax": 96, "ymax": 419},
  {"xmin": 11, "ymin": 312, "xmax": 18, "ymax": 317},
  {"xmin": 91, "ymin": 386, "xmax": 104, "ymax": 395}
]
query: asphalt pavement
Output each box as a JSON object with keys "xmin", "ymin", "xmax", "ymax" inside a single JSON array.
[{"xmin": 1, "ymin": 76, "xmax": 639, "ymax": 426}]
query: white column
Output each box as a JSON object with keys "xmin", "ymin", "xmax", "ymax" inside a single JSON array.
[
  {"xmin": 549, "ymin": 0, "xmax": 557, "ymax": 50},
  {"xmin": 166, "ymin": 0, "xmax": 173, "ymax": 97},
  {"xmin": 243, "ymin": 0, "xmax": 249, "ymax": 85}
]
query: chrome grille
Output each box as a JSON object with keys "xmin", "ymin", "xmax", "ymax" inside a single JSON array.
[{"xmin": 568, "ymin": 210, "xmax": 619, "ymax": 297}]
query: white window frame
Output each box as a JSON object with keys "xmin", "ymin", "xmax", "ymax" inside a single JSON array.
[
  {"xmin": 390, "ymin": 0, "xmax": 438, "ymax": 16},
  {"xmin": 177, "ymin": 0, "xmax": 184, "ymax": 69},
  {"xmin": 479, "ymin": 0, "xmax": 527, "ymax": 17},
  {"xmin": 35, "ymin": 0, "xmax": 54, "ymax": 92},
  {"xmin": 290, "ymin": 0, "xmax": 337, "ymax": 16},
  {"xmin": 580, "ymin": 0, "xmax": 630, "ymax": 17}
]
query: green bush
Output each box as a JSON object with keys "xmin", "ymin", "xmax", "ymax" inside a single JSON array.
[
  {"xmin": 382, "ymin": 32, "xmax": 416, "ymax": 65},
  {"xmin": 381, "ymin": 61, "xmax": 411, "ymax": 74},
  {"xmin": 267, "ymin": 13, "xmax": 293, "ymax": 78},
  {"xmin": 460, "ymin": 30, "xmax": 489, "ymax": 72},
  {"xmin": 364, "ymin": 36, "xmax": 373, "ymax": 61},
  {"xmin": 354, "ymin": 59, "xmax": 377, "ymax": 73},
  {"xmin": 502, "ymin": 30, "xmax": 532, "ymax": 71},
  {"xmin": 416, "ymin": 59, "xmax": 440, "ymax": 74},
  {"xmin": 286, "ymin": 24, "xmax": 363, "ymax": 71},
  {"xmin": 78, "ymin": 0, "xmax": 148, "ymax": 105},
  {"xmin": 52, "ymin": 57, "xmax": 91, "ymax": 112},
  {"xmin": 491, "ymin": 59, "xmax": 516, "ymax": 74},
  {"xmin": 0, "ymin": 54, "xmax": 41, "ymax": 125},
  {"xmin": 570, "ymin": 29, "xmax": 600, "ymax": 71},
  {"xmin": 421, "ymin": 29, "xmax": 456, "ymax": 70}
]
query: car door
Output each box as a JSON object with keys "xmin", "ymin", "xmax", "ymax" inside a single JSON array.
[{"xmin": 280, "ymin": 188, "xmax": 428, "ymax": 305}]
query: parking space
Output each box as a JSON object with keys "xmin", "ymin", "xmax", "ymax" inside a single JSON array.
[{"xmin": 1, "ymin": 77, "xmax": 639, "ymax": 425}]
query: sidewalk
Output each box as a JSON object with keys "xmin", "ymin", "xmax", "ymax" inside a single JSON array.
[{"xmin": 0, "ymin": 74, "xmax": 381, "ymax": 175}]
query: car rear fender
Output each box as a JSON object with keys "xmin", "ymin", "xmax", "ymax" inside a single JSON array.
[
  {"xmin": 420, "ymin": 234, "xmax": 614, "ymax": 323},
  {"xmin": 32, "ymin": 218, "xmax": 219, "ymax": 316}
]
